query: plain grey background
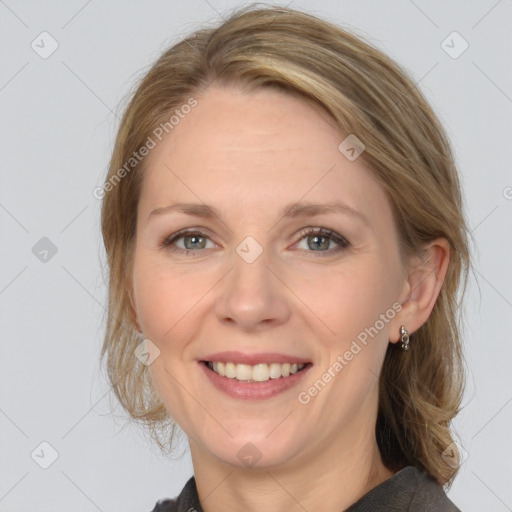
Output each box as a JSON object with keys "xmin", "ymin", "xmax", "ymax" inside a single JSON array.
[{"xmin": 1, "ymin": 1, "xmax": 511, "ymax": 511}]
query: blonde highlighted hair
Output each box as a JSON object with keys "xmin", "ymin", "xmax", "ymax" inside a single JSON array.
[{"xmin": 100, "ymin": 4, "xmax": 471, "ymax": 487}]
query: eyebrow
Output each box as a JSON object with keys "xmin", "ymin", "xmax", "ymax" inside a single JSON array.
[{"xmin": 148, "ymin": 200, "xmax": 369, "ymax": 226}]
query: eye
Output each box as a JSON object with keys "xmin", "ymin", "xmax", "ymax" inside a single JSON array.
[
  {"xmin": 161, "ymin": 230, "xmax": 216, "ymax": 253},
  {"xmin": 160, "ymin": 227, "xmax": 350, "ymax": 256},
  {"xmin": 295, "ymin": 227, "xmax": 350, "ymax": 254}
]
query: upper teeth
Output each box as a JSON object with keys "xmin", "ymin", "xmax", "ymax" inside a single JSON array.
[{"xmin": 208, "ymin": 362, "xmax": 306, "ymax": 381}]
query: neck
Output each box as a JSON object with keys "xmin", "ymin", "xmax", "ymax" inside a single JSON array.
[{"xmin": 189, "ymin": 414, "xmax": 396, "ymax": 512}]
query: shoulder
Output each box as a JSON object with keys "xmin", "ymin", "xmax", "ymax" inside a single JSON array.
[
  {"xmin": 407, "ymin": 467, "xmax": 461, "ymax": 512},
  {"xmin": 149, "ymin": 476, "xmax": 201, "ymax": 512},
  {"xmin": 151, "ymin": 467, "xmax": 461, "ymax": 512},
  {"xmin": 150, "ymin": 498, "xmax": 177, "ymax": 512},
  {"xmin": 346, "ymin": 466, "xmax": 461, "ymax": 512}
]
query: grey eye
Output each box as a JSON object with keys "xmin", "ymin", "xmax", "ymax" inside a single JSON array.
[
  {"xmin": 182, "ymin": 235, "xmax": 208, "ymax": 250},
  {"xmin": 307, "ymin": 234, "xmax": 332, "ymax": 251}
]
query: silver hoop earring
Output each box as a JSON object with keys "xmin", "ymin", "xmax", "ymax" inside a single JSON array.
[{"xmin": 400, "ymin": 325, "xmax": 410, "ymax": 351}]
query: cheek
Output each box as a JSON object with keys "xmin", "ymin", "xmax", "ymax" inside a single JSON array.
[
  {"xmin": 291, "ymin": 258, "xmax": 393, "ymax": 344},
  {"xmin": 294, "ymin": 263, "xmax": 393, "ymax": 420},
  {"xmin": 132, "ymin": 254, "xmax": 204, "ymax": 340},
  {"xmin": 134, "ymin": 258, "xmax": 207, "ymax": 426}
]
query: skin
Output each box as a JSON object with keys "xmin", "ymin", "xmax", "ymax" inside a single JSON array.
[{"xmin": 128, "ymin": 84, "xmax": 450, "ymax": 512}]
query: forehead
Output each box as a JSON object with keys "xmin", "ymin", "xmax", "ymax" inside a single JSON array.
[{"xmin": 138, "ymin": 85, "xmax": 391, "ymax": 227}]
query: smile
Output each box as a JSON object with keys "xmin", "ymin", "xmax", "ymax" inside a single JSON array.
[
  {"xmin": 206, "ymin": 361, "xmax": 307, "ymax": 382},
  {"xmin": 199, "ymin": 350, "xmax": 313, "ymax": 399}
]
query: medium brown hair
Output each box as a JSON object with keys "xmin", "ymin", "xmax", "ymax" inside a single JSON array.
[{"xmin": 100, "ymin": 4, "xmax": 471, "ymax": 488}]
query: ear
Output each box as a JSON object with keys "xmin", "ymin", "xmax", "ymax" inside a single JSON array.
[{"xmin": 389, "ymin": 238, "xmax": 451, "ymax": 343}]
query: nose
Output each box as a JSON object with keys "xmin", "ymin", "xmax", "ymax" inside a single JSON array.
[{"xmin": 214, "ymin": 245, "xmax": 291, "ymax": 332}]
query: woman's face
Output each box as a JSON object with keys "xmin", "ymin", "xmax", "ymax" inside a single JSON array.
[{"xmin": 130, "ymin": 84, "xmax": 409, "ymax": 469}]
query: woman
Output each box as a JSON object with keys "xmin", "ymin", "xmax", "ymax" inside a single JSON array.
[{"xmin": 100, "ymin": 5, "xmax": 470, "ymax": 511}]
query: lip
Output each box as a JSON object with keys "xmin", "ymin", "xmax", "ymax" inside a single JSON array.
[
  {"xmin": 201, "ymin": 351, "xmax": 311, "ymax": 366},
  {"xmin": 199, "ymin": 360, "xmax": 313, "ymax": 400}
]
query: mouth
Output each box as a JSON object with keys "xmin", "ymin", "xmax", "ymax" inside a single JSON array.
[
  {"xmin": 203, "ymin": 360, "xmax": 309, "ymax": 382},
  {"xmin": 199, "ymin": 358, "xmax": 313, "ymax": 400}
]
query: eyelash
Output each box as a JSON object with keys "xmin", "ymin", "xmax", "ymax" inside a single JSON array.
[{"xmin": 160, "ymin": 227, "xmax": 350, "ymax": 257}]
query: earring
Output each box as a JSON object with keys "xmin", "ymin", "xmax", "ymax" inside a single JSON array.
[{"xmin": 400, "ymin": 325, "xmax": 410, "ymax": 351}]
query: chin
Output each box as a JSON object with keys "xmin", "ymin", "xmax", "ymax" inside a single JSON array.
[{"xmin": 194, "ymin": 425, "xmax": 305, "ymax": 470}]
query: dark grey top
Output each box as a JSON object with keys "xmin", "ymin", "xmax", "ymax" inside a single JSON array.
[{"xmin": 150, "ymin": 465, "xmax": 461, "ymax": 511}]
